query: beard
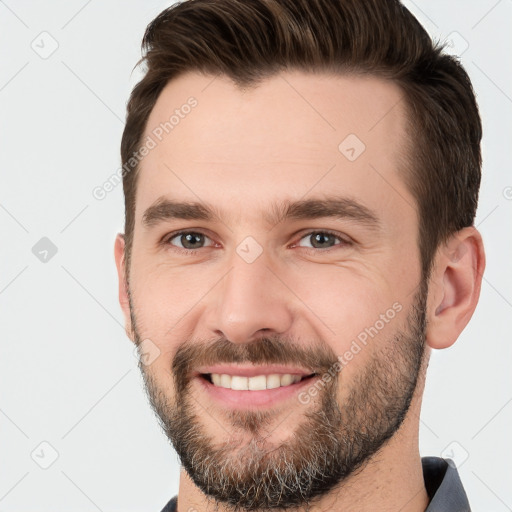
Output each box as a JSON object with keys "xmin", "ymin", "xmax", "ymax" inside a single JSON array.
[{"xmin": 133, "ymin": 284, "xmax": 428, "ymax": 512}]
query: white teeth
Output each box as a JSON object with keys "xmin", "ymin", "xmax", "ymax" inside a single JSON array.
[
  {"xmin": 231, "ymin": 376, "xmax": 248, "ymax": 390},
  {"xmin": 209, "ymin": 373, "xmax": 305, "ymax": 390},
  {"xmin": 280, "ymin": 374, "xmax": 294, "ymax": 386},
  {"xmin": 267, "ymin": 374, "xmax": 281, "ymax": 389},
  {"xmin": 248, "ymin": 375, "xmax": 267, "ymax": 391}
]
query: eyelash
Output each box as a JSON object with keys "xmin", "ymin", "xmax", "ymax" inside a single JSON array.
[{"xmin": 161, "ymin": 229, "xmax": 351, "ymax": 254}]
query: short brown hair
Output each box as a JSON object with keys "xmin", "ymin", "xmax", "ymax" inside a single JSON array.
[{"xmin": 121, "ymin": 0, "xmax": 482, "ymax": 280}]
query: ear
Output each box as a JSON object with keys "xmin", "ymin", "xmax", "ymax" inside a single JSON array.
[
  {"xmin": 425, "ymin": 227, "xmax": 485, "ymax": 349},
  {"xmin": 114, "ymin": 233, "xmax": 134, "ymax": 342}
]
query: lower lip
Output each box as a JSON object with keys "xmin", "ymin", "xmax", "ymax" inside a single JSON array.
[{"xmin": 195, "ymin": 375, "xmax": 318, "ymax": 408}]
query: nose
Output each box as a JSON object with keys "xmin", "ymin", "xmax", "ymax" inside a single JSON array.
[{"xmin": 205, "ymin": 252, "xmax": 294, "ymax": 344}]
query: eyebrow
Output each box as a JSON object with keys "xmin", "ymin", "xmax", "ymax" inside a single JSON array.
[{"xmin": 142, "ymin": 196, "xmax": 380, "ymax": 231}]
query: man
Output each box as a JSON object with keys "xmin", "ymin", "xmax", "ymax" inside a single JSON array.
[{"xmin": 114, "ymin": 0, "xmax": 485, "ymax": 510}]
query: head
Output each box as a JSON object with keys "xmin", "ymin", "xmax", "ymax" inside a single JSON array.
[{"xmin": 115, "ymin": 0, "xmax": 485, "ymax": 510}]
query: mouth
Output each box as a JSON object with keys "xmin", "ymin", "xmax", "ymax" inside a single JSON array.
[
  {"xmin": 193, "ymin": 366, "xmax": 320, "ymax": 408},
  {"xmin": 200, "ymin": 372, "xmax": 317, "ymax": 390}
]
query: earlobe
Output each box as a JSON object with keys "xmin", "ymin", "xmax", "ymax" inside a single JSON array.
[
  {"xmin": 425, "ymin": 227, "xmax": 485, "ymax": 350},
  {"xmin": 114, "ymin": 233, "xmax": 134, "ymax": 342}
]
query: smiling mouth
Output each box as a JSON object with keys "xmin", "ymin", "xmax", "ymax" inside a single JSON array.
[{"xmin": 200, "ymin": 373, "xmax": 317, "ymax": 391}]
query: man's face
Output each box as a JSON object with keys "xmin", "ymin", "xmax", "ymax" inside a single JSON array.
[{"xmin": 123, "ymin": 71, "xmax": 428, "ymax": 510}]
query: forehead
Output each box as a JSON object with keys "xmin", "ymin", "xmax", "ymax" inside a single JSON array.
[{"xmin": 136, "ymin": 70, "xmax": 413, "ymax": 224}]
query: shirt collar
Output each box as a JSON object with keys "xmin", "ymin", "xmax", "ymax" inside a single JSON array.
[{"xmin": 423, "ymin": 456, "xmax": 471, "ymax": 511}]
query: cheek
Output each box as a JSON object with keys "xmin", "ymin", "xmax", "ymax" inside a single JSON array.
[
  {"xmin": 129, "ymin": 259, "xmax": 215, "ymax": 343},
  {"xmin": 131, "ymin": 261, "xmax": 252, "ymax": 405},
  {"xmin": 290, "ymin": 262, "xmax": 400, "ymax": 335},
  {"xmin": 287, "ymin": 263, "xmax": 408, "ymax": 375}
]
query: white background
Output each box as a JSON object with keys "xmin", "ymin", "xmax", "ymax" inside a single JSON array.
[{"xmin": 0, "ymin": 1, "xmax": 511, "ymax": 510}]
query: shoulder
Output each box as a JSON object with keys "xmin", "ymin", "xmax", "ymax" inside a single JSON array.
[{"xmin": 160, "ymin": 495, "xmax": 178, "ymax": 512}]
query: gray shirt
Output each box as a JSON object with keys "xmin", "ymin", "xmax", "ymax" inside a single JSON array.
[{"xmin": 160, "ymin": 456, "xmax": 470, "ymax": 511}]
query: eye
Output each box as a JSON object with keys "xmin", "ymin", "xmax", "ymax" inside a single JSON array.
[
  {"xmin": 296, "ymin": 230, "xmax": 349, "ymax": 250},
  {"xmin": 165, "ymin": 231, "xmax": 215, "ymax": 251}
]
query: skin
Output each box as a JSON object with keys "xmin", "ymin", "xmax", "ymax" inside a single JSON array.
[{"xmin": 115, "ymin": 70, "xmax": 485, "ymax": 511}]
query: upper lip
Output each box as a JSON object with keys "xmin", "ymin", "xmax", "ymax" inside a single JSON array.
[{"xmin": 194, "ymin": 364, "xmax": 316, "ymax": 378}]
